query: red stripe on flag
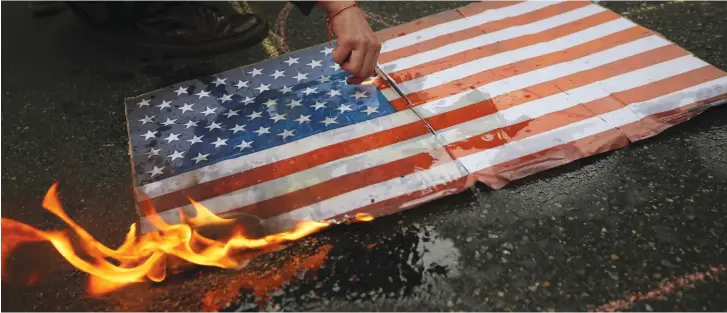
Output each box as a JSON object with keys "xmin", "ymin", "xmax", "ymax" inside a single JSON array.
[
  {"xmin": 326, "ymin": 175, "xmax": 473, "ymax": 222},
  {"xmin": 142, "ymin": 120, "xmax": 432, "ymax": 214},
  {"xmin": 394, "ymin": 25, "xmax": 654, "ymax": 108},
  {"xmin": 380, "ymin": 1, "xmax": 595, "ymax": 70},
  {"xmin": 375, "ymin": 2, "xmax": 520, "ymax": 43},
  {"xmin": 474, "ymin": 127, "xmax": 628, "ymax": 189},
  {"xmin": 227, "ymin": 152, "xmax": 441, "ymax": 219},
  {"xmin": 445, "ymin": 65, "xmax": 723, "ymax": 160},
  {"xmin": 618, "ymin": 93, "xmax": 727, "ymax": 142},
  {"xmin": 474, "ymin": 85, "xmax": 727, "ymax": 189},
  {"xmin": 424, "ymin": 44, "xmax": 690, "ymax": 132}
]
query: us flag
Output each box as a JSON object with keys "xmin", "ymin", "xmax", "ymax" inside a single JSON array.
[
  {"xmin": 126, "ymin": 42, "xmax": 471, "ymax": 233},
  {"xmin": 376, "ymin": 1, "xmax": 727, "ymax": 189},
  {"xmin": 127, "ymin": 1, "xmax": 727, "ymax": 232}
]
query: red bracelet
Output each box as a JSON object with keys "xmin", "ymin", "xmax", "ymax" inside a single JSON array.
[{"xmin": 326, "ymin": 2, "xmax": 358, "ymax": 45}]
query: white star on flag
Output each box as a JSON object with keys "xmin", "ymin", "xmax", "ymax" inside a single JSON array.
[
  {"xmin": 278, "ymin": 129, "xmax": 296, "ymax": 140},
  {"xmin": 179, "ymin": 103, "xmax": 194, "ymax": 113},
  {"xmin": 256, "ymin": 83, "xmax": 271, "ymax": 93},
  {"xmin": 321, "ymin": 46, "xmax": 333, "ymax": 55},
  {"xmin": 294, "ymin": 72, "xmax": 308, "ymax": 82},
  {"xmin": 248, "ymin": 111, "xmax": 263, "ymax": 120},
  {"xmin": 337, "ymin": 104, "xmax": 353, "ymax": 113},
  {"xmin": 205, "ymin": 122, "xmax": 222, "ymax": 131},
  {"xmin": 161, "ymin": 118, "xmax": 177, "ymax": 126},
  {"xmin": 147, "ymin": 166, "xmax": 164, "ymax": 177},
  {"xmin": 164, "ymin": 132, "xmax": 180, "ymax": 143},
  {"xmin": 321, "ymin": 116, "xmax": 338, "ymax": 126},
  {"xmin": 362, "ymin": 106, "xmax": 379, "ymax": 115},
  {"xmin": 254, "ymin": 126, "xmax": 271, "ymax": 136},
  {"xmin": 302, "ymin": 87, "xmax": 317, "ymax": 95},
  {"xmin": 223, "ymin": 109, "xmax": 239, "ymax": 118},
  {"xmin": 286, "ymin": 99, "xmax": 302, "ymax": 108},
  {"xmin": 218, "ymin": 94, "xmax": 233, "ymax": 103},
  {"xmin": 213, "ymin": 77, "xmax": 227, "ymax": 86},
  {"xmin": 328, "ymin": 89, "xmax": 341, "ymax": 97},
  {"xmin": 234, "ymin": 80, "xmax": 249, "ymax": 89},
  {"xmin": 351, "ymin": 91, "xmax": 368, "ymax": 100},
  {"xmin": 141, "ymin": 130, "xmax": 157, "ymax": 140},
  {"xmin": 330, "ymin": 63, "xmax": 341, "ymax": 71},
  {"xmin": 264, "ymin": 99, "xmax": 278, "ymax": 108},
  {"xmin": 187, "ymin": 135, "xmax": 204, "ymax": 145},
  {"xmin": 174, "ymin": 86, "xmax": 188, "ymax": 95},
  {"xmin": 183, "ymin": 120, "xmax": 198, "ymax": 128},
  {"xmin": 195, "ymin": 90, "xmax": 210, "ymax": 99},
  {"xmin": 139, "ymin": 115, "xmax": 155, "ymax": 125},
  {"xmin": 248, "ymin": 68, "xmax": 263, "ymax": 76},
  {"xmin": 211, "ymin": 137, "xmax": 228, "ymax": 148},
  {"xmin": 280, "ymin": 86, "xmax": 293, "ymax": 94},
  {"xmin": 167, "ymin": 150, "xmax": 184, "ymax": 161},
  {"xmin": 241, "ymin": 96, "xmax": 254, "ymax": 105},
  {"xmin": 270, "ymin": 113, "xmax": 287, "ymax": 123},
  {"xmin": 295, "ymin": 114, "xmax": 311, "ymax": 124},
  {"xmin": 284, "ymin": 57, "xmax": 299, "ymax": 66},
  {"xmin": 319, "ymin": 76, "xmax": 331, "ymax": 83},
  {"xmin": 235, "ymin": 140, "xmax": 253, "ymax": 150},
  {"xmin": 270, "ymin": 70, "xmax": 286, "ymax": 79},
  {"xmin": 201, "ymin": 107, "xmax": 217, "ymax": 116},
  {"xmin": 191, "ymin": 153, "xmax": 209, "ymax": 164},
  {"xmin": 312, "ymin": 101, "xmax": 326, "ymax": 110},
  {"xmin": 307, "ymin": 60, "xmax": 322, "ymax": 69},
  {"xmin": 230, "ymin": 124, "xmax": 246, "ymax": 133},
  {"xmin": 146, "ymin": 148, "xmax": 161, "ymax": 158},
  {"xmin": 137, "ymin": 99, "xmax": 151, "ymax": 107},
  {"xmin": 157, "ymin": 100, "xmax": 172, "ymax": 110}
]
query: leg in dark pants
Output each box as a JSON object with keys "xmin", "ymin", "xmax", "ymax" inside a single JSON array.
[{"xmin": 65, "ymin": 2, "xmax": 269, "ymax": 57}]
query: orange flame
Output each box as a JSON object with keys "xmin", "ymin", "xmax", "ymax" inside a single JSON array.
[{"xmin": 1, "ymin": 182, "xmax": 374, "ymax": 296}]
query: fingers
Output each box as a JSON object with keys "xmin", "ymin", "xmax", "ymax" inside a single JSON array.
[
  {"xmin": 340, "ymin": 38, "xmax": 382, "ymax": 85},
  {"xmin": 340, "ymin": 49, "xmax": 365, "ymax": 79},
  {"xmin": 346, "ymin": 76, "xmax": 365, "ymax": 85},
  {"xmin": 361, "ymin": 40, "xmax": 381, "ymax": 78},
  {"xmin": 332, "ymin": 40, "xmax": 353, "ymax": 65}
]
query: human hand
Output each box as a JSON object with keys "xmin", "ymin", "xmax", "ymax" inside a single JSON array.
[{"xmin": 318, "ymin": 1, "xmax": 381, "ymax": 84}]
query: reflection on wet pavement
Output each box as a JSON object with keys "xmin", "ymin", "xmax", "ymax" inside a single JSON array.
[{"xmin": 57, "ymin": 221, "xmax": 465, "ymax": 312}]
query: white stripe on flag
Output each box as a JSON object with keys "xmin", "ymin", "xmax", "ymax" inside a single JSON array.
[
  {"xmin": 392, "ymin": 17, "xmax": 636, "ymax": 95},
  {"xmin": 265, "ymin": 158, "xmax": 469, "ymax": 223},
  {"xmin": 380, "ymin": 1, "xmax": 562, "ymax": 53},
  {"xmin": 167, "ymin": 134, "xmax": 443, "ymax": 217},
  {"xmin": 601, "ymin": 76, "xmax": 727, "ymax": 126},
  {"xmin": 137, "ymin": 109, "xmax": 421, "ymax": 198},
  {"xmin": 140, "ymin": 150, "xmax": 470, "ymax": 232},
  {"xmin": 459, "ymin": 76, "xmax": 727, "ymax": 172},
  {"xmin": 436, "ymin": 55, "xmax": 709, "ymax": 144},
  {"xmin": 381, "ymin": 4, "xmax": 607, "ymax": 74},
  {"xmin": 414, "ymin": 35, "xmax": 672, "ymax": 119}
]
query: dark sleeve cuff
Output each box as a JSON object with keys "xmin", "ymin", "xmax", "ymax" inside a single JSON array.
[{"xmin": 291, "ymin": 1, "xmax": 317, "ymax": 16}]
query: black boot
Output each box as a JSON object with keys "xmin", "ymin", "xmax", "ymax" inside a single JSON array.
[{"xmin": 67, "ymin": 2, "xmax": 269, "ymax": 58}]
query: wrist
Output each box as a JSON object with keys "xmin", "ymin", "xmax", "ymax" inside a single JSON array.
[{"xmin": 318, "ymin": 1, "xmax": 357, "ymax": 17}]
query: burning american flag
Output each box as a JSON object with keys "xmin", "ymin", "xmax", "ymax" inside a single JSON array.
[
  {"xmin": 126, "ymin": 42, "xmax": 470, "ymax": 234},
  {"xmin": 3, "ymin": 0, "xmax": 727, "ymax": 296},
  {"xmin": 127, "ymin": 1, "xmax": 727, "ymax": 232}
]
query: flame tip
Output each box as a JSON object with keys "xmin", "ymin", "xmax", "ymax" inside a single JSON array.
[{"xmin": 4, "ymin": 186, "xmax": 335, "ymax": 295}]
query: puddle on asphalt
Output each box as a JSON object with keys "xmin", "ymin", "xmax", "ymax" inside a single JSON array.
[{"xmin": 213, "ymin": 222, "xmax": 462, "ymax": 312}]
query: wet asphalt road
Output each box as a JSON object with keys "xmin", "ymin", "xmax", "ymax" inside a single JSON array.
[{"xmin": 2, "ymin": 1, "xmax": 727, "ymax": 311}]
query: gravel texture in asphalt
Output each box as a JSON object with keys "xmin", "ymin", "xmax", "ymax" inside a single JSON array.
[{"xmin": 1, "ymin": 1, "xmax": 726, "ymax": 311}]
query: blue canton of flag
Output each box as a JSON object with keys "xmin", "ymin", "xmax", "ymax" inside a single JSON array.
[{"xmin": 126, "ymin": 43, "xmax": 394, "ymax": 186}]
